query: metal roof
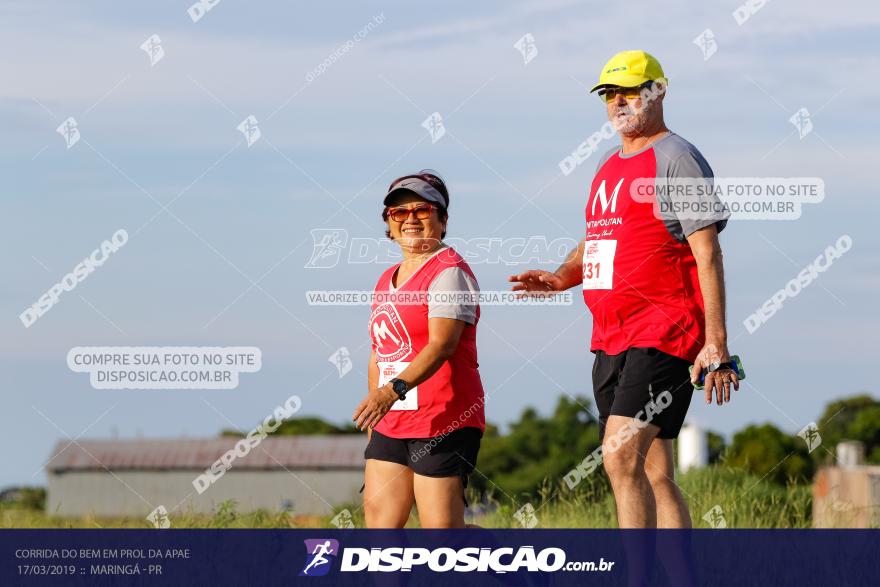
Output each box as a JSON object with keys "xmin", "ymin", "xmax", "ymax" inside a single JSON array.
[{"xmin": 46, "ymin": 436, "xmax": 367, "ymax": 472}]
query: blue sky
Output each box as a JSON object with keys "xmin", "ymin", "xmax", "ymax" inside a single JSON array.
[{"xmin": 2, "ymin": 0, "xmax": 878, "ymax": 489}]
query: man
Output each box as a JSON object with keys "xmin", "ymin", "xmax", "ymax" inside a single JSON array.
[{"xmin": 510, "ymin": 50, "xmax": 738, "ymax": 529}]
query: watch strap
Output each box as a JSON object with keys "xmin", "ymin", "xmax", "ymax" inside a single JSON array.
[{"xmin": 708, "ymin": 361, "xmax": 735, "ymax": 373}]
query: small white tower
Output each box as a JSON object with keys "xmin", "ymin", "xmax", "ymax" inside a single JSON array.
[{"xmin": 678, "ymin": 423, "xmax": 708, "ymax": 472}]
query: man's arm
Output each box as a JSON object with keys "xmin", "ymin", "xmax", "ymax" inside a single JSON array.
[
  {"xmin": 686, "ymin": 224, "xmax": 738, "ymax": 404},
  {"xmin": 509, "ymin": 239, "xmax": 585, "ymax": 293},
  {"xmin": 687, "ymin": 225, "xmax": 726, "ymax": 343}
]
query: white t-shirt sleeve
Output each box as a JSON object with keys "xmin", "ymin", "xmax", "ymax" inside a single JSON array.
[{"xmin": 427, "ymin": 267, "xmax": 479, "ymax": 324}]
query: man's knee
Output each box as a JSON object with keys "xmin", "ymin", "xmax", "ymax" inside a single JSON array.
[
  {"xmin": 602, "ymin": 443, "xmax": 644, "ymax": 481},
  {"xmin": 645, "ymin": 462, "xmax": 675, "ymax": 489}
]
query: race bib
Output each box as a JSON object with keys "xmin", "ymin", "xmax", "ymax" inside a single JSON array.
[
  {"xmin": 582, "ymin": 240, "xmax": 616, "ymax": 290},
  {"xmin": 378, "ymin": 361, "xmax": 418, "ymax": 411}
]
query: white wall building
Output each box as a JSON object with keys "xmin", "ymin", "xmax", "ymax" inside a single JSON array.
[{"xmin": 46, "ymin": 436, "xmax": 366, "ymax": 518}]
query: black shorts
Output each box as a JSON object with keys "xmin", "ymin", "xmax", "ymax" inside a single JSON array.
[
  {"xmin": 592, "ymin": 347, "xmax": 694, "ymax": 440},
  {"xmin": 363, "ymin": 427, "xmax": 482, "ymax": 504}
]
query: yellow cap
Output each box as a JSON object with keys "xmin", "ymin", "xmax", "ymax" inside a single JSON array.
[{"xmin": 589, "ymin": 50, "xmax": 667, "ymax": 93}]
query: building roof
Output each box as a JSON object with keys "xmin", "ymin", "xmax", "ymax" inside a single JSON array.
[{"xmin": 46, "ymin": 436, "xmax": 367, "ymax": 472}]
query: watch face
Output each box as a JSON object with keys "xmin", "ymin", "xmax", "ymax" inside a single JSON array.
[{"xmin": 392, "ymin": 379, "xmax": 407, "ymax": 393}]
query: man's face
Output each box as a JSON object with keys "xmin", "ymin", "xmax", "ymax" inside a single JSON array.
[{"xmin": 603, "ymin": 83, "xmax": 665, "ymax": 137}]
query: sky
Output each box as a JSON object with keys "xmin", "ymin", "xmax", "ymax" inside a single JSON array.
[{"xmin": 2, "ymin": 0, "xmax": 878, "ymax": 490}]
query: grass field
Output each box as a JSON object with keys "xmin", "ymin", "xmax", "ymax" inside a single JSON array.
[{"xmin": 0, "ymin": 466, "xmax": 812, "ymax": 529}]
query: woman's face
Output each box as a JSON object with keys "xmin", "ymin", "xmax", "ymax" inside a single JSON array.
[{"xmin": 385, "ymin": 192, "xmax": 446, "ymax": 255}]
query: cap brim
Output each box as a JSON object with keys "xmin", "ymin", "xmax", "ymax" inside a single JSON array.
[
  {"xmin": 589, "ymin": 74, "xmax": 656, "ymax": 93},
  {"xmin": 383, "ymin": 188, "xmax": 438, "ymax": 206},
  {"xmin": 383, "ymin": 177, "xmax": 447, "ymax": 208}
]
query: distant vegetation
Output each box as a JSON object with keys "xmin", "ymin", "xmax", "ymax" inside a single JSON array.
[{"xmin": 220, "ymin": 416, "xmax": 360, "ymax": 437}]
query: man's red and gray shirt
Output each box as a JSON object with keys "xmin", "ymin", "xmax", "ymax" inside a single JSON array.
[{"xmin": 582, "ymin": 132, "xmax": 730, "ymax": 363}]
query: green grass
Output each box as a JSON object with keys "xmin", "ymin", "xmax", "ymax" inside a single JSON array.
[
  {"xmin": 473, "ymin": 466, "xmax": 811, "ymax": 529},
  {"xmin": 1, "ymin": 502, "xmax": 306, "ymax": 529},
  {"xmin": 1, "ymin": 466, "xmax": 812, "ymax": 529}
]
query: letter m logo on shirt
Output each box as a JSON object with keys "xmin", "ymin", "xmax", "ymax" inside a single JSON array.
[
  {"xmin": 370, "ymin": 304, "xmax": 412, "ymax": 361},
  {"xmin": 591, "ymin": 178, "xmax": 624, "ymax": 216},
  {"xmin": 373, "ymin": 318, "xmax": 400, "ymax": 347}
]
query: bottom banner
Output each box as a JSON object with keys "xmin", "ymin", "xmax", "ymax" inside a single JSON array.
[{"xmin": 2, "ymin": 529, "xmax": 878, "ymax": 586}]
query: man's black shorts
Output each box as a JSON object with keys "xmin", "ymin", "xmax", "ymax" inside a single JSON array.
[{"xmin": 592, "ymin": 347, "xmax": 694, "ymax": 440}]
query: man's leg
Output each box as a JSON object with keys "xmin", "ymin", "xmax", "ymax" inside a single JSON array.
[
  {"xmin": 644, "ymin": 438, "xmax": 692, "ymax": 528},
  {"xmin": 602, "ymin": 415, "xmax": 661, "ymax": 528}
]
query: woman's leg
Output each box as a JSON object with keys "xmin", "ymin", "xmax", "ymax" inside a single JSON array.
[
  {"xmin": 413, "ymin": 474, "xmax": 466, "ymax": 528},
  {"xmin": 363, "ymin": 459, "xmax": 415, "ymax": 528}
]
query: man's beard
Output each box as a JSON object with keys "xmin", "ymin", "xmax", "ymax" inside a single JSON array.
[{"xmin": 611, "ymin": 101, "xmax": 656, "ymax": 136}]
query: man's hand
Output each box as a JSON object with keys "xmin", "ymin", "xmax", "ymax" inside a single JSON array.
[
  {"xmin": 352, "ymin": 384, "xmax": 400, "ymax": 431},
  {"xmin": 691, "ymin": 342, "xmax": 739, "ymax": 405},
  {"xmin": 508, "ymin": 270, "xmax": 566, "ymax": 296}
]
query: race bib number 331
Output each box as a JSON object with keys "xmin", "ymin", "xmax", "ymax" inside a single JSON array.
[{"xmin": 582, "ymin": 240, "xmax": 616, "ymax": 290}]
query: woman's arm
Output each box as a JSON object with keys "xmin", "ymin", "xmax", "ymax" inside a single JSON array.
[
  {"xmin": 392, "ymin": 317, "xmax": 465, "ymax": 387},
  {"xmin": 366, "ymin": 349, "xmax": 379, "ymax": 440},
  {"xmin": 353, "ymin": 317, "xmax": 466, "ymax": 431}
]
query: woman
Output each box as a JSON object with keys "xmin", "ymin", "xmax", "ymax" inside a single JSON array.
[{"xmin": 353, "ymin": 169, "xmax": 485, "ymax": 529}]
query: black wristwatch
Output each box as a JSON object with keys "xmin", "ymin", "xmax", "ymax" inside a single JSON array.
[
  {"xmin": 707, "ymin": 361, "xmax": 734, "ymax": 373},
  {"xmin": 389, "ymin": 378, "xmax": 409, "ymax": 401}
]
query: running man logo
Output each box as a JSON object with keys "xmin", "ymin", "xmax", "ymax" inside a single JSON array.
[
  {"xmin": 693, "ymin": 29, "xmax": 717, "ymax": 61},
  {"xmin": 513, "ymin": 33, "xmax": 538, "ymax": 65},
  {"xmin": 702, "ymin": 505, "xmax": 727, "ymax": 528},
  {"xmin": 328, "ymin": 347, "xmax": 353, "ymax": 378},
  {"xmin": 140, "ymin": 34, "xmax": 164, "ymax": 67},
  {"xmin": 798, "ymin": 422, "xmax": 822, "ymax": 453},
  {"xmin": 56, "ymin": 117, "xmax": 80, "ymax": 149},
  {"xmin": 590, "ymin": 179, "xmax": 624, "ymax": 216},
  {"xmin": 330, "ymin": 509, "xmax": 355, "ymax": 529},
  {"xmin": 421, "ymin": 112, "xmax": 446, "ymax": 143},
  {"xmin": 370, "ymin": 304, "xmax": 412, "ymax": 362},
  {"xmin": 145, "ymin": 505, "xmax": 171, "ymax": 529},
  {"xmin": 300, "ymin": 539, "xmax": 339, "ymax": 577},
  {"xmin": 305, "ymin": 229, "xmax": 348, "ymax": 268},
  {"xmin": 789, "ymin": 107, "xmax": 813, "ymax": 139},
  {"xmin": 513, "ymin": 503, "xmax": 539, "ymax": 529},
  {"xmin": 237, "ymin": 115, "xmax": 261, "ymax": 147}
]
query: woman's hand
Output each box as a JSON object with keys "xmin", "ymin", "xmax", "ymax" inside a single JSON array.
[{"xmin": 353, "ymin": 384, "xmax": 400, "ymax": 431}]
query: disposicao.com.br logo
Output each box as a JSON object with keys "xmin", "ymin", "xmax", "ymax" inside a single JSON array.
[
  {"xmin": 299, "ymin": 538, "xmax": 614, "ymax": 575},
  {"xmin": 300, "ymin": 539, "xmax": 339, "ymax": 577}
]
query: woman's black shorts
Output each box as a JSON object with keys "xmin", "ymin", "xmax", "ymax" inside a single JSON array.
[{"xmin": 362, "ymin": 427, "xmax": 482, "ymax": 504}]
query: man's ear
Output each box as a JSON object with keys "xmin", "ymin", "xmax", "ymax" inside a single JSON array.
[{"xmin": 655, "ymin": 81, "xmax": 667, "ymax": 101}]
